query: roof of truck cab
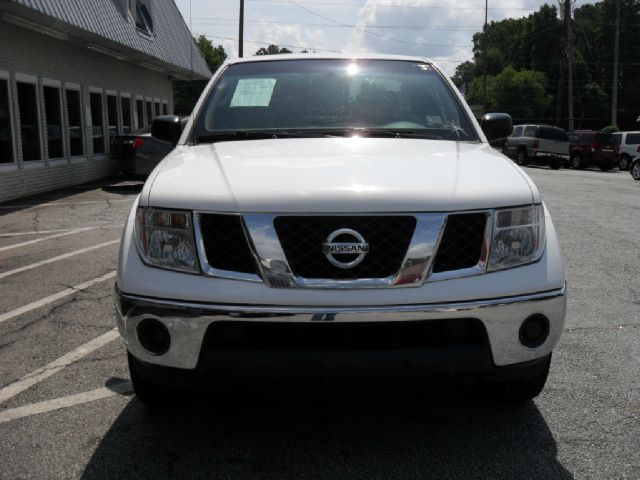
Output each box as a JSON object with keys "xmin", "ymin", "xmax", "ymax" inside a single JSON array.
[{"xmin": 225, "ymin": 53, "xmax": 434, "ymax": 65}]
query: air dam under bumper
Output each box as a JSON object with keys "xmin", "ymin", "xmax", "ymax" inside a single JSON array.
[{"xmin": 115, "ymin": 284, "xmax": 566, "ymax": 373}]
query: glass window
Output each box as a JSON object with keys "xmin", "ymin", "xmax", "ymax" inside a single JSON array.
[
  {"xmin": 523, "ymin": 126, "xmax": 536, "ymax": 137},
  {"xmin": 162, "ymin": 103, "xmax": 168, "ymax": 115},
  {"xmin": 145, "ymin": 100, "xmax": 153, "ymax": 125},
  {"xmin": 195, "ymin": 59, "xmax": 478, "ymax": 142},
  {"xmin": 133, "ymin": 0, "xmax": 154, "ymax": 36},
  {"xmin": 594, "ymin": 133, "xmax": 617, "ymax": 146},
  {"xmin": 17, "ymin": 82, "xmax": 41, "ymax": 161},
  {"xmin": 512, "ymin": 126, "xmax": 523, "ymax": 137},
  {"xmin": 0, "ymin": 79, "xmax": 13, "ymax": 163},
  {"xmin": 43, "ymin": 85, "xmax": 63, "ymax": 158},
  {"xmin": 106, "ymin": 94, "xmax": 119, "ymax": 141},
  {"xmin": 136, "ymin": 99, "xmax": 144, "ymax": 130},
  {"xmin": 121, "ymin": 97, "xmax": 132, "ymax": 134},
  {"xmin": 154, "ymin": 101, "xmax": 160, "ymax": 117},
  {"xmin": 90, "ymin": 92, "xmax": 105, "ymax": 154},
  {"xmin": 626, "ymin": 133, "xmax": 640, "ymax": 145},
  {"xmin": 539, "ymin": 126, "xmax": 569, "ymax": 142},
  {"xmin": 66, "ymin": 89, "xmax": 84, "ymax": 156}
]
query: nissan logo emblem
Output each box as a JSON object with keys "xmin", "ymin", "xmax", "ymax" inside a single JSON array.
[{"xmin": 321, "ymin": 228, "xmax": 369, "ymax": 269}]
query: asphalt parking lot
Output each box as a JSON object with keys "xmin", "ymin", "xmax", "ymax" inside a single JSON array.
[{"xmin": 0, "ymin": 167, "xmax": 638, "ymax": 479}]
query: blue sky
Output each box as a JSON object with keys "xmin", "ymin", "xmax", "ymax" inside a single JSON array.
[{"xmin": 175, "ymin": 0, "xmax": 592, "ymax": 76}]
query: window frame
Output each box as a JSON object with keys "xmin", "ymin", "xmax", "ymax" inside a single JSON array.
[
  {"xmin": 15, "ymin": 73, "xmax": 44, "ymax": 167},
  {"xmin": 135, "ymin": 94, "xmax": 144, "ymax": 130},
  {"xmin": 145, "ymin": 96, "xmax": 153, "ymax": 126},
  {"xmin": 88, "ymin": 86, "xmax": 107, "ymax": 156},
  {"xmin": 105, "ymin": 89, "xmax": 120, "ymax": 147},
  {"xmin": 0, "ymin": 69, "xmax": 17, "ymax": 170},
  {"xmin": 120, "ymin": 92, "xmax": 132, "ymax": 134},
  {"xmin": 42, "ymin": 77, "xmax": 66, "ymax": 164},
  {"xmin": 64, "ymin": 82, "xmax": 86, "ymax": 160}
]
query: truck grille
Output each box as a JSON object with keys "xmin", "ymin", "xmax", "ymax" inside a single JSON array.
[
  {"xmin": 273, "ymin": 216, "xmax": 416, "ymax": 280},
  {"xmin": 198, "ymin": 214, "xmax": 258, "ymax": 274},
  {"xmin": 431, "ymin": 213, "xmax": 488, "ymax": 273}
]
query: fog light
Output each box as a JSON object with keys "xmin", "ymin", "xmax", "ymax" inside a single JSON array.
[
  {"xmin": 137, "ymin": 318, "xmax": 170, "ymax": 355},
  {"xmin": 519, "ymin": 314, "xmax": 550, "ymax": 348}
]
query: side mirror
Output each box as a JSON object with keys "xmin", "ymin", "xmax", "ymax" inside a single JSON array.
[
  {"xmin": 151, "ymin": 115, "xmax": 183, "ymax": 145},
  {"xmin": 480, "ymin": 113, "xmax": 512, "ymax": 143}
]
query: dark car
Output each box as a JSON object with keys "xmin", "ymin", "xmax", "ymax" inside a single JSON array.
[
  {"xmin": 110, "ymin": 120, "xmax": 185, "ymax": 177},
  {"xmin": 568, "ymin": 131, "xmax": 619, "ymax": 171}
]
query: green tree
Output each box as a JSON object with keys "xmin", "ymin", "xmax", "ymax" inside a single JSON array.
[
  {"xmin": 195, "ymin": 35, "xmax": 227, "ymax": 73},
  {"xmin": 255, "ymin": 45, "xmax": 293, "ymax": 55}
]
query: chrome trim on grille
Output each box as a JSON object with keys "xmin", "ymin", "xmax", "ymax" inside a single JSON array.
[
  {"xmin": 194, "ymin": 210, "xmax": 495, "ymax": 289},
  {"xmin": 193, "ymin": 212, "xmax": 262, "ymax": 283}
]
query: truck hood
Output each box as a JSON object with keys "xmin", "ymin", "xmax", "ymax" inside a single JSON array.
[{"xmin": 144, "ymin": 138, "xmax": 539, "ymax": 212}]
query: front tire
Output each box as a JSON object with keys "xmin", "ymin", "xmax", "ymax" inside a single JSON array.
[
  {"xmin": 619, "ymin": 155, "xmax": 631, "ymax": 171},
  {"xmin": 570, "ymin": 153, "xmax": 584, "ymax": 169},
  {"xmin": 482, "ymin": 354, "xmax": 551, "ymax": 402},
  {"xmin": 631, "ymin": 161, "xmax": 640, "ymax": 180}
]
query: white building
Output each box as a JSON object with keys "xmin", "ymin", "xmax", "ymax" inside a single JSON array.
[{"xmin": 0, "ymin": 0, "xmax": 210, "ymax": 203}]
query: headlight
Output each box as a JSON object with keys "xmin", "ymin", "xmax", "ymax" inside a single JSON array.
[
  {"xmin": 135, "ymin": 207, "xmax": 199, "ymax": 273},
  {"xmin": 488, "ymin": 205, "xmax": 545, "ymax": 271}
]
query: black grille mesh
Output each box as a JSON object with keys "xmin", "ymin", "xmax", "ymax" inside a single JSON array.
[
  {"xmin": 198, "ymin": 214, "xmax": 257, "ymax": 274},
  {"xmin": 273, "ymin": 216, "xmax": 416, "ymax": 279},
  {"xmin": 431, "ymin": 213, "xmax": 488, "ymax": 273}
]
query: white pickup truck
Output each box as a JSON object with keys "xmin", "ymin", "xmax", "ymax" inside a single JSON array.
[{"xmin": 115, "ymin": 54, "xmax": 566, "ymax": 404}]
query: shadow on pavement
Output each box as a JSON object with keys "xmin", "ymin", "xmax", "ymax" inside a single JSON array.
[{"xmin": 82, "ymin": 388, "xmax": 572, "ymax": 479}]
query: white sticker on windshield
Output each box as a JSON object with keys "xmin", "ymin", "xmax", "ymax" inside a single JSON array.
[{"xmin": 230, "ymin": 78, "xmax": 276, "ymax": 107}]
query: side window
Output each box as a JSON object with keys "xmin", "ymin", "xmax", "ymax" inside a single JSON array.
[
  {"xmin": 136, "ymin": 98, "xmax": 144, "ymax": 130},
  {"xmin": 154, "ymin": 100, "xmax": 160, "ymax": 118},
  {"xmin": 626, "ymin": 133, "xmax": 640, "ymax": 145},
  {"xmin": 512, "ymin": 126, "xmax": 523, "ymax": 137},
  {"xmin": 0, "ymin": 78, "xmax": 14, "ymax": 163},
  {"xmin": 121, "ymin": 96, "xmax": 132, "ymax": 134},
  {"xmin": 145, "ymin": 100, "xmax": 153, "ymax": 126},
  {"xmin": 106, "ymin": 94, "xmax": 119, "ymax": 142},
  {"xmin": 131, "ymin": 0, "xmax": 154, "ymax": 36},
  {"xmin": 89, "ymin": 91, "xmax": 105, "ymax": 154},
  {"xmin": 66, "ymin": 88, "xmax": 84, "ymax": 156},
  {"xmin": 43, "ymin": 84, "xmax": 63, "ymax": 158},
  {"xmin": 16, "ymin": 81, "xmax": 41, "ymax": 161},
  {"xmin": 162, "ymin": 102, "xmax": 168, "ymax": 115},
  {"xmin": 523, "ymin": 126, "xmax": 536, "ymax": 137}
]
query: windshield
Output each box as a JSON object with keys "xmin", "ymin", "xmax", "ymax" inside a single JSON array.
[{"xmin": 193, "ymin": 59, "xmax": 478, "ymax": 142}]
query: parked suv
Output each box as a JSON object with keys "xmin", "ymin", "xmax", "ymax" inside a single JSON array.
[
  {"xmin": 504, "ymin": 125, "xmax": 570, "ymax": 169},
  {"xmin": 115, "ymin": 55, "xmax": 566, "ymax": 405},
  {"xmin": 568, "ymin": 131, "xmax": 619, "ymax": 171},
  {"xmin": 613, "ymin": 131, "xmax": 640, "ymax": 171}
]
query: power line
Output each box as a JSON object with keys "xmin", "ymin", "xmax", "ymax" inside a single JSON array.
[{"xmin": 202, "ymin": 34, "xmax": 342, "ymax": 53}]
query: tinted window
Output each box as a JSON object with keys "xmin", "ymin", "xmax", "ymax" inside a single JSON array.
[
  {"xmin": 90, "ymin": 92, "xmax": 105, "ymax": 154},
  {"xmin": 43, "ymin": 86, "xmax": 63, "ymax": 158},
  {"xmin": 154, "ymin": 101, "xmax": 160, "ymax": 117},
  {"xmin": 195, "ymin": 59, "xmax": 478, "ymax": 142},
  {"xmin": 121, "ymin": 97, "xmax": 132, "ymax": 134},
  {"xmin": 17, "ymin": 82, "xmax": 41, "ymax": 161},
  {"xmin": 594, "ymin": 133, "xmax": 617, "ymax": 146},
  {"xmin": 539, "ymin": 126, "xmax": 569, "ymax": 141},
  {"xmin": 106, "ymin": 95, "xmax": 118, "ymax": 141},
  {"xmin": 66, "ymin": 89, "xmax": 84, "ymax": 156},
  {"xmin": 136, "ymin": 99, "xmax": 144, "ymax": 129},
  {"xmin": 512, "ymin": 126, "xmax": 523, "ymax": 137},
  {"xmin": 0, "ymin": 79, "xmax": 13, "ymax": 163},
  {"xmin": 145, "ymin": 100, "xmax": 153, "ymax": 126},
  {"xmin": 625, "ymin": 133, "xmax": 640, "ymax": 145},
  {"xmin": 523, "ymin": 126, "xmax": 536, "ymax": 137},
  {"xmin": 162, "ymin": 103, "xmax": 168, "ymax": 115}
]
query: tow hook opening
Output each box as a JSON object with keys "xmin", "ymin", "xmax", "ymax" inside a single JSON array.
[{"xmin": 137, "ymin": 318, "xmax": 171, "ymax": 355}]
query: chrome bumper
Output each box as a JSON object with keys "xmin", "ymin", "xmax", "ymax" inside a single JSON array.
[{"xmin": 115, "ymin": 284, "xmax": 566, "ymax": 370}]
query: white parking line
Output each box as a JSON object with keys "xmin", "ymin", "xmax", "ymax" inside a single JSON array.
[
  {"xmin": 0, "ymin": 240, "xmax": 119, "ymax": 280},
  {"xmin": 0, "ymin": 228, "xmax": 93, "ymax": 252},
  {"xmin": 0, "ymin": 328, "xmax": 120, "ymax": 405},
  {"xmin": 0, "ymin": 199, "xmax": 132, "ymax": 209},
  {"xmin": 0, "ymin": 381, "xmax": 132, "ymax": 424},
  {"xmin": 0, "ymin": 271, "xmax": 117, "ymax": 324},
  {"xmin": 0, "ymin": 224, "xmax": 124, "ymax": 238}
]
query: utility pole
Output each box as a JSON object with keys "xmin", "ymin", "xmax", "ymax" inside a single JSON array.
[
  {"xmin": 482, "ymin": 0, "xmax": 488, "ymax": 113},
  {"xmin": 564, "ymin": 0, "xmax": 574, "ymax": 132},
  {"xmin": 611, "ymin": 0, "xmax": 620, "ymax": 126},
  {"xmin": 239, "ymin": 0, "xmax": 245, "ymax": 58}
]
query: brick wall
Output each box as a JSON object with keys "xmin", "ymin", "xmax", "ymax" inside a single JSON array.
[{"xmin": 0, "ymin": 22, "xmax": 174, "ymax": 203}]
